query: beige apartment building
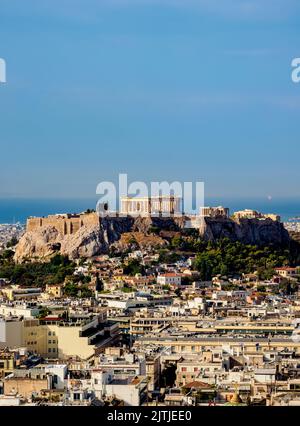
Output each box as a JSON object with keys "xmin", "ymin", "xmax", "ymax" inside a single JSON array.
[
  {"xmin": 3, "ymin": 369, "xmax": 52, "ymax": 399},
  {"xmin": 1, "ymin": 310, "xmax": 119, "ymax": 360},
  {"xmin": 275, "ymin": 267, "xmax": 299, "ymax": 279},
  {"xmin": 1, "ymin": 286, "xmax": 42, "ymax": 301},
  {"xmin": 45, "ymin": 284, "xmax": 64, "ymax": 299},
  {"xmin": 175, "ymin": 354, "xmax": 222, "ymax": 387},
  {"xmin": 135, "ymin": 336, "xmax": 300, "ymax": 356},
  {"xmin": 130, "ymin": 315, "xmax": 294, "ymax": 337}
]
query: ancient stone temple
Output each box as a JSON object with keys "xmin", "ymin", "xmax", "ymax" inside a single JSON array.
[{"xmin": 120, "ymin": 196, "xmax": 182, "ymax": 216}]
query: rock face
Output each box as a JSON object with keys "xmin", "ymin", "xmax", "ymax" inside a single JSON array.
[
  {"xmin": 14, "ymin": 216, "xmax": 184, "ymax": 262},
  {"xmin": 14, "ymin": 226, "xmax": 62, "ymax": 261},
  {"xmin": 111, "ymin": 232, "xmax": 168, "ymax": 252},
  {"xmin": 199, "ymin": 217, "xmax": 290, "ymax": 246},
  {"xmin": 14, "ymin": 215, "xmax": 290, "ymax": 262}
]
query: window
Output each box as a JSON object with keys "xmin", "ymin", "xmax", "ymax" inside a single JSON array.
[{"xmin": 290, "ymin": 384, "xmax": 300, "ymax": 390}]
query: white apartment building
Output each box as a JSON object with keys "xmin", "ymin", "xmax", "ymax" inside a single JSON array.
[
  {"xmin": 157, "ymin": 273, "xmax": 182, "ymax": 286},
  {"xmin": 0, "ymin": 302, "xmax": 40, "ymax": 318},
  {"xmin": 90, "ymin": 369, "xmax": 148, "ymax": 406}
]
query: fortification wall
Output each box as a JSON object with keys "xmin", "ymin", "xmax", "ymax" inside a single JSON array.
[{"xmin": 26, "ymin": 212, "xmax": 99, "ymax": 236}]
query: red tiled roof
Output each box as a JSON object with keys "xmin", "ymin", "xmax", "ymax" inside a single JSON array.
[
  {"xmin": 275, "ymin": 267, "xmax": 297, "ymax": 271},
  {"xmin": 159, "ymin": 273, "xmax": 181, "ymax": 277}
]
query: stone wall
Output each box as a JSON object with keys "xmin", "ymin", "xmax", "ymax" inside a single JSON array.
[{"xmin": 26, "ymin": 212, "xmax": 99, "ymax": 236}]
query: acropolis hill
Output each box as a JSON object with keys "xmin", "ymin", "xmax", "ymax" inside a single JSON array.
[{"xmin": 14, "ymin": 208, "xmax": 290, "ymax": 262}]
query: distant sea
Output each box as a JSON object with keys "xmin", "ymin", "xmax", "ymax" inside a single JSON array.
[{"xmin": 0, "ymin": 197, "xmax": 300, "ymax": 224}]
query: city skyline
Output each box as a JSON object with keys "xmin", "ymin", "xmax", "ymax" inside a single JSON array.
[{"xmin": 2, "ymin": 1, "xmax": 300, "ymax": 411}]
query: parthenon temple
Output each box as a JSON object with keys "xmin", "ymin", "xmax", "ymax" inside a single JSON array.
[{"xmin": 120, "ymin": 196, "xmax": 182, "ymax": 216}]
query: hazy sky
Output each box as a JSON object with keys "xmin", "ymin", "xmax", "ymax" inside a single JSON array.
[{"xmin": 0, "ymin": 0, "xmax": 300, "ymax": 199}]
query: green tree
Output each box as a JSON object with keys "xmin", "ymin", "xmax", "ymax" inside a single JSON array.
[
  {"xmin": 123, "ymin": 259, "xmax": 145, "ymax": 276},
  {"xmin": 174, "ymin": 288, "xmax": 182, "ymax": 297},
  {"xmin": 6, "ymin": 237, "xmax": 18, "ymax": 248}
]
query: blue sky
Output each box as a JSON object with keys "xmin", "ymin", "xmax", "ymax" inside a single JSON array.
[{"xmin": 0, "ymin": 0, "xmax": 300, "ymax": 200}]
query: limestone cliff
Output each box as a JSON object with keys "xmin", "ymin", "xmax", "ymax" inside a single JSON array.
[
  {"xmin": 14, "ymin": 216, "xmax": 184, "ymax": 262},
  {"xmin": 14, "ymin": 215, "xmax": 290, "ymax": 262},
  {"xmin": 199, "ymin": 217, "xmax": 290, "ymax": 246}
]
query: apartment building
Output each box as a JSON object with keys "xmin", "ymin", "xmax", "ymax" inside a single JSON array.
[
  {"xmin": 157, "ymin": 273, "xmax": 182, "ymax": 286},
  {"xmin": 0, "ymin": 310, "xmax": 119, "ymax": 360}
]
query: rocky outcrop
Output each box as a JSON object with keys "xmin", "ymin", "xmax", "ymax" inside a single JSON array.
[
  {"xmin": 14, "ymin": 214, "xmax": 291, "ymax": 262},
  {"xmin": 14, "ymin": 226, "xmax": 62, "ymax": 261},
  {"xmin": 14, "ymin": 216, "xmax": 183, "ymax": 262},
  {"xmin": 111, "ymin": 232, "xmax": 168, "ymax": 252},
  {"xmin": 131, "ymin": 216, "xmax": 186, "ymax": 233},
  {"xmin": 199, "ymin": 217, "xmax": 290, "ymax": 246}
]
